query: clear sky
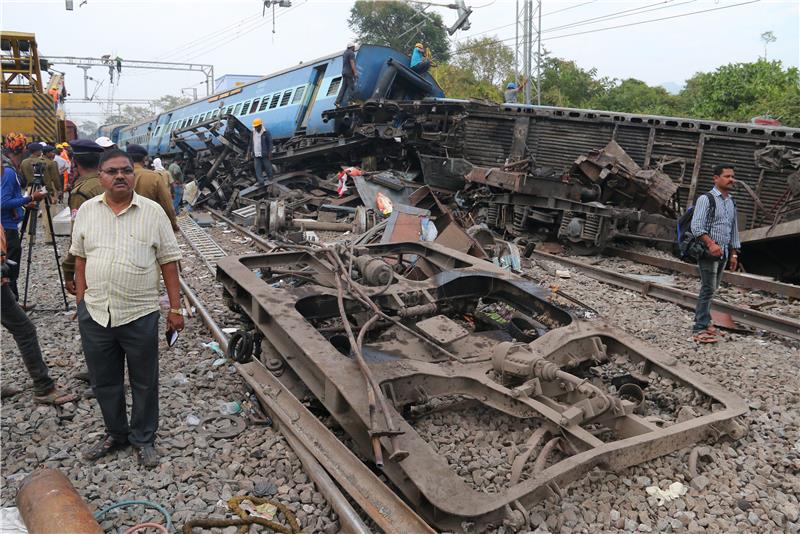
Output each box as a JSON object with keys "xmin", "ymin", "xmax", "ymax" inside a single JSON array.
[{"xmin": 3, "ymin": 0, "xmax": 798, "ymax": 126}]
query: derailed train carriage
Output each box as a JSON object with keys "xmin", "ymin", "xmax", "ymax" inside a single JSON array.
[{"xmin": 101, "ymin": 44, "xmax": 800, "ymax": 278}]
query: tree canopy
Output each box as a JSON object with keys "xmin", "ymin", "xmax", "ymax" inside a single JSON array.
[
  {"xmin": 452, "ymin": 37, "xmax": 513, "ymax": 86},
  {"xmin": 348, "ymin": 0, "xmax": 450, "ymax": 62},
  {"xmin": 680, "ymin": 60, "xmax": 799, "ymax": 125}
]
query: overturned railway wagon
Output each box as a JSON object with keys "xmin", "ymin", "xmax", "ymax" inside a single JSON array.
[{"xmin": 321, "ymin": 100, "xmax": 800, "ymax": 275}]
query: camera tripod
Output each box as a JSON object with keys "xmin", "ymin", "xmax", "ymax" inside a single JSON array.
[{"xmin": 19, "ymin": 173, "xmax": 69, "ymax": 311}]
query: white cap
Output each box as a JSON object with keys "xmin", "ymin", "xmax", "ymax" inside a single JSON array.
[
  {"xmin": 347, "ymin": 42, "xmax": 356, "ymax": 49},
  {"xmin": 95, "ymin": 136, "xmax": 115, "ymax": 148}
]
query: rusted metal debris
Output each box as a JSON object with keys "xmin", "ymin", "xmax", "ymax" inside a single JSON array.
[{"xmin": 216, "ymin": 241, "xmax": 748, "ymax": 531}]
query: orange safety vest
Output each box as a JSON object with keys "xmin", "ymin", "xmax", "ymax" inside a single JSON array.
[{"xmin": 60, "ymin": 149, "xmax": 71, "ymax": 190}]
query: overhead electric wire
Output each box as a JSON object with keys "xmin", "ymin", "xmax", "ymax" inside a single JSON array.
[
  {"xmin": 546, "ymin": 0, "xmax": 761, "ymax": 40},
  {"xmin": 451, "ymin": 0, "xmax": 759, "ymax": 56},
  {"xmin": 156, "ymin": 11, "xmax": 263, "ymax": 60},
  {"xmin": 181, "ymin": 1, "xmax": 306, "ymax": 63},
  {"xmin": 452, "ymin": 0, "xmax": 597, "ymax": 43}
]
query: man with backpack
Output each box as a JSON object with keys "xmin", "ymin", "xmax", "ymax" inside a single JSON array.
[{"xmin": 688, "ymin": 164, "xmax": 740, "ymax": 343}]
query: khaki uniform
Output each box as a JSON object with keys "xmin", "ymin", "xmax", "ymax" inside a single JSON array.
[
  {"xmin": 20, "ymin": 156, "xmax": 61, "ymax": 243},
  {"xmin": 20, "ymin": 156, "xmax": 60, "ymax": 194},
  {"xmin": 155, "ymin": 169, "xmax": 171, "ymax": 188},
  {"xmin": 134, "ymin": 166, "xmax": 178, "ymax": 231},
  {"xmin": 62, "ymin": 171, "xmax": 104, "ymax": 281}
]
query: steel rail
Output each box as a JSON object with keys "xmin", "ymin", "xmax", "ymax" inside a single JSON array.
[
  {"xmin": 606, "ymin": 246, "xmax": 800, "ymax": 299},
  {"xmin": 179, "ymin": 276, "xmax": 372, "ymax": 534},
  {"xmin": 177, "ymin": 214, "xmax": 228, "ymax": 276},
  {"xmin": 532, "ymin": 251, "xmax": 800, "ymax": 341},
  {"xmin": 208, "ymin": 209, "xmax": 276, "ymax": 252}
]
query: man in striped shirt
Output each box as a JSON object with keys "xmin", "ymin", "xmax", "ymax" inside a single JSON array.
[
  {"xmin": 689, "ymin": 164, "xmax": 740, "ymax": 343},
  {"xmin": 71, "ymin": 149, "xmax": 183, "ymax": 467}
]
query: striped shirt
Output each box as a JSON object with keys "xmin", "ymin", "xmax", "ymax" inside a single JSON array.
[
  {"xmin": 70, "ymin": 192, "xmax": 182, "ymax": 327},
  {"xmin": 690, "ymin": 187, "xmax": 741, "ymax": 250}
]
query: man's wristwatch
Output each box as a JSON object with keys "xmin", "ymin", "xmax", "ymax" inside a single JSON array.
[{"xmin": 169, "ymin": 308, "xmax": 182, "ymax": 315}]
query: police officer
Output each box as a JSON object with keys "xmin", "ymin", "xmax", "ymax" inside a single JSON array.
[
  {"xmin": 126, "ymin": 144, "xmax": 178, "ymax": 231},
  {"xmin": 20, "ymin": 143, "xmax": 60, "ymax": 244},
  {"xmin": 62, "ymin": 139, "xmax": 105, "ymax": 296}
]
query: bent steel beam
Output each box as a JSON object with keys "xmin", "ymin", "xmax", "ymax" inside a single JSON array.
[{"xmin": 216, "ymin": 241, "xmax": 748, "ymax": 531}]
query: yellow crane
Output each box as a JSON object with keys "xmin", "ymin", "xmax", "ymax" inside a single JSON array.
[{"xmin": 1, "ymin": 31, "xmax": 66, "ymax": 143}]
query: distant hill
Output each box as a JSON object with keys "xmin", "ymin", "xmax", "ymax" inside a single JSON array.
[{"xmin": 659, "ymin": 81, "xmax": 683, "ymax": 95}]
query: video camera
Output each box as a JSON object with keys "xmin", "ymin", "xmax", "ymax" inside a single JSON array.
[{"xmin": 31, "ymin": 162, "xmax": 46, "ymax": 189}]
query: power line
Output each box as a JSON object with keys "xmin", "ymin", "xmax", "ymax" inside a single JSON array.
[
  {"xmin": 546, "ymin": 0, "xmax": 760, "ymax": 40},
  {"xmin": 156, "ymin": 11, "xmax": 263, "ymax": 61},
  {"xmin": 451, "ymin": 0, "xmax": 758, "ymax": 56},
  {"xmin": 181, "ymin": 1, "xmax": 306, "ymax": 63},
  {"xmin": 454, "ymin": 0, "xmax": 688, "ymax": 51},
  {"xmin": 452, "ymin": 0, "xmax": 597, "ymax": 43}
]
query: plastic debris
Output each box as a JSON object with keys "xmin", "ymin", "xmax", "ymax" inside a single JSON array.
[
  {"xmin": 222, "ymin": 327, "xmax": 239, "ymax": 334},
  {"xmin": 1, "ymin": 507, "xmax": 28, "ymax": 533},
  {"xmin": 556, "ymin": 270, "xmax": 572, "ymax": 279},
  {"xmin": 376, "ymin": 192, "xmax": 393, "ymax": 216},
  {"xmin": 202, "ymin": 341, "xmax": 224, "ymax": 356},
  {"xmin": 218, "ymin": 401, "xmax": 242, "ymax": 415},
  {"xmin": 212, "ymin": 357, "xmax": 228, "ymax": 367},
  {"xmin": 186, "ymin": 414, "xmax": 201, "ymax": 426},
  {"xmin": 420, "ymin": 217, "xmax": 438, "ymax": 241},
  {"xmin": 239, "ymin": 499, "xmax": 277, "ymax": 521},
  {"xmin": 646, "ymin": 482, "xmax": 687, "ymax": 505}
]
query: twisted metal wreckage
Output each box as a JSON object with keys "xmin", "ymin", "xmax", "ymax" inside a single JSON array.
[
  {"xmin": 169, "ymin": 101, "xmax": 800, "ymax": 530},
  {"xmin": 180, "ymin": 99, "xmax": 800, "ymax": 280}
]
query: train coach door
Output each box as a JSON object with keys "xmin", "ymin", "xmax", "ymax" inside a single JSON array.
[{"xmin": 299, "ymin": 64, "xmax": 327, "ymax": 130}]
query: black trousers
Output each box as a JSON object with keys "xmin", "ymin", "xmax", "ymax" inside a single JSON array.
[
  {"xmin": 5, "ymin": 228, "xmax": 21, "ymax": 299},
  {"xmin": 78, "ymin": 302, "xmax": 160, "ymax": 447},
  {"xmin": 1, "ymin": 284, "xmax": 55, "ymax": 394},
  {"xmin": 336, "ymin": 74, "xmax": 356, "ymax": 107}
]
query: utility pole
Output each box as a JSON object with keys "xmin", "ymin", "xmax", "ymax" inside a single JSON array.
[{"xmin": 515, "ymin": 0, "xmax": 542, "ymax": 105}]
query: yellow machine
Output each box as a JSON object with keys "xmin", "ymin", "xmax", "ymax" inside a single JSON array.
[{"xmin": 1, "ymin": 31, "xmax": 62, "ymax": 142}]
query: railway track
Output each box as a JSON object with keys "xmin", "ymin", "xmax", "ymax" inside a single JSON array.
[{"xmin": 532, "ymin": 250, "xmax": 800, "ymax": 341}]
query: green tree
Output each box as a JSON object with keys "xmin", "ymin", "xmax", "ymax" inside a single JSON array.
[
  {"xmin": 77, "ymin": 120, "xmax": 98, "ymax": 138},
  {"xmin": 348, "ymin": 0, "xmax": 450, "ymax": 61},
  {"xmin": 679, "ymin": 60, "xmax": 800, "ymax": 126},
  {"xmin": 591, "ymin": 78, "xmax": 678, "ymax": 115},
  {"xmin": 155, "ymin": 94, "xmax": 193, "ymax": 111},
  {"xmin": 452, "ymin": 37, "xmax": 513, "ymax": 86},
  {"xmin": 539, "ymin": 57, "xmax": 609, "ymax": 108},
  {"xmin": 431, "ymin": 63, "xmax": 500, "ymax": 101}
]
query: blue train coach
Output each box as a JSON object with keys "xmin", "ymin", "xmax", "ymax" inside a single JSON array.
[{"xmin": 114, "ymin": 44, "xmax": 444, "ymax": 156}]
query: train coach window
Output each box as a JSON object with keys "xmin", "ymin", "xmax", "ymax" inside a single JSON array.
[
  {"xmin": 326, "ymin": 77, "xmax": 342, "ymax": 97},
  {"xmin": 291, "ymin": 86, "xmax": 305, "ymax": 104},
  {"xmin": 225, "ymin": 105, "xmax": 234, "ymax": 116},
  {"xmin": 238, "ymin": 101, "xmax": 250, "ymax": 116},
  {"xmin": 269, "ymin": 94, "xmax": 281, "ymax": 109},
  {"xmin": 212, "ymin": 109, "xmax": 220, "ymax": 119},
  {"xmin": 233, "ymin": 102, "xmax": 243, "ymax": 115},
  {"xmin": 259, "ymin": 95, "xmax": 271, "ymax": 112},
  {"xmin": 249, "ymin": 99, "xmax": 260, "ymax": 114},
  {"xmin": 280, "ymin": 90, "xmax": 292, "ymax": 106}
]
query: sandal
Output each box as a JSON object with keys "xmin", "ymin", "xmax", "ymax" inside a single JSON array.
[
  {"xmin": 33, "ymin": 386, "xmax": 78, "ymax": 405},
  {"xmin": 705, "ymin": 326, "xmax": 726, "ymax": 337},
  {"xmin": 84, "ymin": 434, "xmax": 129, "ymax": 462},
  {"xmin": 692, "ymin": 331, "xmax": 718, "ymax": 344}
]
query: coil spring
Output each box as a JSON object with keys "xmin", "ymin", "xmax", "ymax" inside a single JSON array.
[
  {"xmin": 582, "ymin": 214, "xmax": 601, "ymax": 240},
  {"xmin": 512, "ymin": 205, "xmax": 527, "ymax": 234},
  {"xmin": 558, "ymin": 211, "xmax": 573, "ymax": 236},
  {"xmin": 487, "ymin": 203, "xmax": 500, "ymax": 227}
]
